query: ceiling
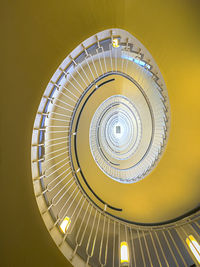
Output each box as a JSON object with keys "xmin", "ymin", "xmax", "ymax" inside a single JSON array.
[{"xmin": 2, "ymin": 0, "xmax": 200, "ymax": 266}]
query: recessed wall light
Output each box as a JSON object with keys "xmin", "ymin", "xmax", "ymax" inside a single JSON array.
[
  {"xmin": 186, "ymin": 235, "xmax": 200, "ymax": 264},
  {"xmin": 60, "ymin": 216, "xmax": 71, "ymax": 234},
  {"xmin": 120, "ymin": 241, "xmax": 129, "ymax": 265}
]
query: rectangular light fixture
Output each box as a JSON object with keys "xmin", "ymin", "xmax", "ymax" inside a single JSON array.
[
  {"xmin": 186, "ymin": 235, "xmax": 200, "ymax": 264},
  {"xmin": 60, "ymin": 216, "xmax": 71, "ymax": 234},
  {"xmin": 112, "ymin": 38, "xmax": 119, "ymax": 48},
  {"xmin": 120, "ymin": 241, "xmax": 129, "ymax": 265}
]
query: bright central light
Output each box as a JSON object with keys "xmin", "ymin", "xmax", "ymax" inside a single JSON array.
[
  {"xmin": 120, "ymin": 241, "xmax": 129, "ymax": 265},
  {"xmin": 116, "ymin": 125, "xmax": 121, "ymax": 134},
  {"xmin": 113, "ymin": 123, "xmax": 124, "ymax": 138},
  {"xmin": 90, "ymin": 95, "xmax": 142, "ymax": 183}
]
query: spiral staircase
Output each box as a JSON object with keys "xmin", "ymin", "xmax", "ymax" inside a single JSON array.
[{"xmin": 31, "ymin": 29, "xmax": 200, "ymax": 266}]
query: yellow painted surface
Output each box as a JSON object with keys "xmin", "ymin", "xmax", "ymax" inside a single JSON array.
[{"xmin": 2, "ymin": 0, "xmax": 200, "ymax": 265}]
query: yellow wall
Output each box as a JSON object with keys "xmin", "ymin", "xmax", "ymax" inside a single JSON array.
[{"xmin": 2, "ymin": 0, "xmax": 200, "ymax": 265}]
